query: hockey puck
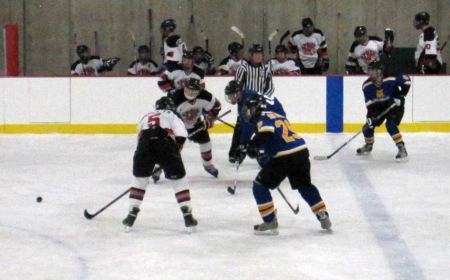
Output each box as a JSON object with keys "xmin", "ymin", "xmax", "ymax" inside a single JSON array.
[{"xmin": 36, "ymin": 196, "xmax": 42, "ymax": 203}]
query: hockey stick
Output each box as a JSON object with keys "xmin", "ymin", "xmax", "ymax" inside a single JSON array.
[
  {"xmin": 227, "ymin": 161, "xmax": 240, "ymax": 194},
  {"xmin": 130, "ymin": 31, "xmax": 138, "ymax": 74},
  {"xmin": 313, "ymin": 103, "xmax": 396, "ymax": 160},
  {"xmin": 279, "ymin": 30, "xmax": 291, "ymax": 45},
  {"xmin": 440, "ymin": 34, "xmax": 450, "ymax": 51},
  {"xmin": 200, "ymin": 30, "xmax": 209, "ymax": 51},
  {"xmin": 83, "ymin": 167, "xmax": 162, "ymax": 219},
  {"xmin": 231, "ymin": 26, "xmax": 245, "ymax": 47},
  {"xmin": 268, "ymin": 29, "xmax": 278, "ymax": 56},
  {"xmin": 216, "ymin": 117, "xmax": 235, "ymax": 129},
  {"xmin": 93, "ymin": 31, "xmax": 99, "ymax": 56},
  {"xmin": 148, "ymin": 9, "xmax": 153, "ymax": 56},
  {"xmin": 277, "ymin": 187, "xmax": 299, "ymax": 214}
]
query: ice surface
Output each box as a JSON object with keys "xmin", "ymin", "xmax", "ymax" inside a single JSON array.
[{"xmin": 0, "ymin": 133, "xmax": 449, "ymax": 280}]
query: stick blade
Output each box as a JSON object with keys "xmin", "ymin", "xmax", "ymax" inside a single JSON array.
[
  {"xmin": 227, "ymin": 186, "xmax": 236, "ymax": 195},
  {"xmin": 293, "ymin": 204, "xmax": 300, "ymax": 214},
  {"xmin": 84, "ymin": 209, "xmax": 95, "ymax": 220},
  {"xmin": 231, "ymin": 26, "xmax": 245, "ymax": 38},
  {"xmin": 268, "ymin": 29, "xmax": 278, "ymax": 41},
  {"xmin": 313, "ymin": 155, "xmax": 330, "ymax": 160}
]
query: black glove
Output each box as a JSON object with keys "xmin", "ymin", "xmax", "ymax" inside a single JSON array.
[
  {"xmin": 234, "ymin": 145, "xmax": 246, "ymax": 164},
  {"xmin": 384, "ymin": 28, "xmax": 394, "ymax": 43},
  {"xmin": 321, "ymin": 57, "xmax": 330, "ymax": 72},
  {"xmin": 393, "ymin": 96, "xmax": 405, "ymax": 107},
  {"xmin": 204, "ymin": 51, "xmax": 214, "ymax": 64},
  {"xmin": 247, "ymin": 144, "xmax": 265, "ymax": 159},
  {"xmin": 103, "ymin": 57, "xmax": 120, "ymax": 69}
]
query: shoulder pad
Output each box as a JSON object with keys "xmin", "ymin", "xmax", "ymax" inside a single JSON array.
[
  {"xmin": 313, "ymin": 28, "xmax": 324, "ymax": 35},
  {"xmin": 71, "ymin": 60, "xmax": 81, "ymax": 70},
  {"xmin": 368, "ymin": 36, "xmax": 382, "ymax": 42},
  {"xmin": 291, "ymin": 30, "xmax": 302, "ymax": 37},
  {"xmin": 349, "ymin": 41, "xmax": 359, "ymax": 52},
  {"xmin": 423, "ymin": 27, "xmax": 436, "ymax": 41},
  {"xmin": 166, "ymin": 35, "xmax": 182, "ymax": 47}
]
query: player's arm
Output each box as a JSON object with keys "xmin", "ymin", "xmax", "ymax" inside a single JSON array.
[
  {"xmin": 157, "ymin": 71, "xmax": 174, "ymax": 93},
  {"xmin": 203, "ymin": 97, "xmax": 222, "ymax": 128},
  {"xmin": 263, "ymin": 63, "xmax": 275, "ymax": 96},
  {"xmin": 235, "ymin": 64, "xmax": 247, "ymax": 85},
  {"xmin": 345, "ymin": 42, "xmax": 359, "ymax": 74},
  {"xmin": 246, "ymin": 131, "xmax": 274, "ymax": 158},
  {"xmin": 171, "ymin": 113, "xmax": 188, "ymax": 150}
]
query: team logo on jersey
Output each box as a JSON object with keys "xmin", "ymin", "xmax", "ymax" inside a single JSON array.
[
  {"xmin": 361, "ymin": 50, "xmax": 377, "ymax": 63},
  {"xmin": 301, "ymin": 42, "xmax": 316, "ymax": 55},
  {"xmin": 182, "ymin": 108, "xmax": 199, "ymax": 124},
  {"xmin": 376, "ymin": 89, "xmax": 384, "ymax": 98},
  {"xmin": 81, "ymin": 67, "xmax": 96, "ymax": 76},
  {"xmin": 137, "ymin": 68, "xmax": 152, "ymax": 75}
]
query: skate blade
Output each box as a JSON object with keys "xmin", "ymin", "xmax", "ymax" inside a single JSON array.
[
  {"xmin": 396, "ymin": 157, "xmax": 409, "ymax": 163},
  {"xmin": 124, "ymin": 226, "xmax": 131, "ymax": 233},
  {"xmin": 254, "ymin": 228, "xmax": 279, "ymax": 235}
]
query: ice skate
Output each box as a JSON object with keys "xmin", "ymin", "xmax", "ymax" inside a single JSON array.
[
  {"xmin": 122, "ymin": 207, "xmax": 140, "ymax": 232},
  {"xmin": 395, "ymin": 142, "xmax": 408, "ymax": 162},
  {"xmin": 254, "ymin": 217, "xmax": 279, "ymax": 235},
  {"xmin": 316, "ymin": 210, "xmax": 332, "ymax": 232},
  {"xmin": 152, "ymin": 165, "xmax": 162, "ymax": 183},
  {"xmin": 181, "ymin": 206, "xmax": 198, "ymax": 233},
  {"xmin": 203, "ymin": 164, "xmax": 219, "ymax": 178},
  {"xmin": 356, "ymin": 143, "xmax": 373, "ymax": 155}
]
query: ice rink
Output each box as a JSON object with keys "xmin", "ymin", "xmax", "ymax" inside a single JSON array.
[{"xmin": 1, "ymin": 132, "xmax": 449, "ymax": 280}]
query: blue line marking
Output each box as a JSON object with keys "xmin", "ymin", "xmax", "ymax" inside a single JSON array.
[{"xmin": 326, "ymin": 76, "xmax": 343, "ymax": 133}]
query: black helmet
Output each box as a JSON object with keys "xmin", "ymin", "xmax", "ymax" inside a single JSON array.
[
  {"xmin": 242, "ymin": 94, "xmax": 266, "ymax": 123},
  {"xmin": 354, "ymin": 26, "xmax": 367, "ymax": 37},
  {"xmin": 224, "ymin": 80, "xmax": 242, "ymax": 96},
  {"xmin": 249, "ymin": 44, "xmax": 264, "ymax": 54},
  {"xmin": 367, "ymin": 60, "xmax": 384, "ymax": 72},
  {"xmin": 160, "ymin": 19, "xmax": 176, "ymax": 32},
  {"xmin": 155, "ymin": 96, "xmax": 175, "ymax": 111},
  {"xmin": 138, "ymin": 45, "xmax": 150, "ymax": 53},
  {"xmin": 182, "ymin": 51, "xmax": 194, "ymax": 59},
  {"xmin": 275, "ymin": 44, "xmax": 287, "ymax": 53},
  {"xmin": 184, "ymin": 78, "xmax": 201, "ymax": 100},
  {"xmin": 76, "ymin": 45, "xmax": 89, "ymax": 55},
  {"xmin": 192, "ymin": 46, "xmax": 205, "ymax": 54},
  {"xmin": 302, "ymin": 17, "xmax": 314, "ymax": 28},
  {"xmin": 228, "ymin": 42, "xmax": 243, "ymax": 55},
  {"xmin": 415, "ymin": 12, "xmax": 430, "ymax": 25},
  {"xmin": 186, "ymin": 78, "xmax": 201, "ymax": 90}
]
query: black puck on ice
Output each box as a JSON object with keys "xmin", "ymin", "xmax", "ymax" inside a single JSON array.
[{"xmin": 36, "ymin": 196, "xmax": 42, "ymax": 203}]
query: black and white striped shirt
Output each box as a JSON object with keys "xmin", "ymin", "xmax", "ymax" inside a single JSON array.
[{"xmin": 235, "ymin": 60, "xmax": 274, "ymax": 96}]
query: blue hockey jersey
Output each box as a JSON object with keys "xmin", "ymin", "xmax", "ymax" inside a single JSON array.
[{"xmin": 362, "ymin": 73, "xmax": 411, "ymax": 108}]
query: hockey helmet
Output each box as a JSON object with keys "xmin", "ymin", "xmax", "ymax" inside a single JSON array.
[
  {"xmin": 415, "ymin": 12, "xmax": 430, "ymax": 24},
  {"xmin": 155, "ymin": 96, "xmax": 175, "ymax": 111},
  {"xmin": 228, "ymin": 42, "xmax": 243, "ymax": 55},
  {"xmin": 275, "ymin": 44, "xmax": 287, "ymax": 53},
  {"xmin": 184, "ymin": 78, "xmax": 201, "ymax": 100},
  {"xmin": 138, "ymin": 45, "xmax": 150, "ymax": 53},
  {"xmin": 76, "ymin": 45, "xmax": 89, "ymax": 55},
  {"xmin": 193, "ymin": 46, "xmax": 205, "ymax": 54},
  {"xmin": 302, "ymin": 17, "xmax": 314, "ymax": 28},
  {"xmin": 367, "ymin": 60, "xmax": 384, "ymax": 72},
  {"xmin": 241, "ymin": 94, "xmax": 266, "ymax": 123},
  {"xmin": 249, "ymin": 44, "xmax": 264, "ymax": 54},
  {"xmin": 224, "ymin": 80, "xmax": 242, "ymax": 104},
  {"xmin": 160, "ymin": 19, "xmax": 176, "ymax": 32},
  {"xmin": 354, "ymin": 26, "xmax": 367, "ymax": 37}
]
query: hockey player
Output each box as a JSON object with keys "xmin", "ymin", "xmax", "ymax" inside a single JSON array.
[
  {"xmin": 413, "ymin": 12, "xmax": 443, "ymax": 74},
  {"xmin": 269, "ymin": 45, "xmax": 301, "ymax": 75},
  {"xmin": 193, "ymin": 46, "xmax": 216, "ymax": 75},
  {"xmin": 288, "ymin": 17, "xmax": 329, "ymax": 75},
  {"xmin": 122, "ymin": 96, "xmax": 197, "ymax": 232},
  {"xmin": 241, "ymin": 94, "xmax": 331, "ymax": 235},
  {"xmin": 356, "ymin": 60, "xmax": 411, "ymax": 161},
  {"xmin": 160, "ymin": 19, "xmax": 187, "ymax": 72},
  {"xmin": 217, "ymin": 42, "xmax": 244, "ymax": 75},
  {"xmin": 127, "ymin": 45, "xmax": 159, "ymax": 76},
  {"xmin": 158, "ymin": 50, "xmax": 206, "ymax": 96},
  {"xmin": 346, "ymin": 26, "xmax": 393, "ymax": 74},
  {"xmin": 224, "ymin": 80, "xmax": 286, "ymax": 164},
  {"xmin": 71, "ymin": 45, "xmax": 120, "ymax": 76},
  {"xmin": 171, "ymin": 78, "xmax": 221, "ymax": 177}
]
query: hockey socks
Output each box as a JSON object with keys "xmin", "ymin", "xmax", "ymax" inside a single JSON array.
[{"xmin": 252, "ymin": 181, "xmax": 275, "ymax": 223}]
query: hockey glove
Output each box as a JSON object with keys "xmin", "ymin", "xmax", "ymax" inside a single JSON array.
[
  {"xmin": 393, "ymin": 97, "xmax": 405, "ymax": 107},
  {"xmin": 247, "ymin": 144, "xmax": 265, "ymax": 159},
  {"xmin": 234, "ymin": 145, "xmax": 247, "ymax": 164},
  {"xmin": 321, "ymin": 57, "xmax": 330, "ymax": 72},
  {"xmin": 204, "ymin": 51, "xmax": 214, "ymax": 64},
  {"xmin": 103, "ymin": 57, "xmax": 120, "ymax": 70}
]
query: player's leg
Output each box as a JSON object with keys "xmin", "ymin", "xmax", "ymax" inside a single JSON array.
[
  {"xmin": 288, "ymin": 150, "xmax": 332, "ymax": 231},
  {"xmin": 159, "ymin": 142, "xmax": 198, "ymax": 231},
  {"xmin": 386, "ymin": 107, "xmax": 407, "ymax": 160},
  {"xmin": 189, "ymin": 129, "xmax": 218, "ymax": 177}
]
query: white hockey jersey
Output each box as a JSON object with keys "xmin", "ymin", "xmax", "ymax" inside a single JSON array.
[
  {"xmin": 289, "ymin": 29, "xmax": 327, "ymax": 68},
  {"xmin": 346, "ymin": 36, "xmax": 384, "ymax": 73},
  {"xmin": 128, "ymin": 60, "xmax": 159, "ymax": 75},
  {"xmin": 159, "ymin": 64, "xmax": 205, "ymax": 91},
  {"xmin": 163, "ymin": 35, "xmax": 186, "ymax": 64},
  {"xmin": 71, "ymin": 56, "xmax": 104, "ymax": 76},
  {"xmin": 137, "ymin": 109, "xmax": 188, "ymax": 139},
  {"xmin": 269, "ymin": 58, "xmax": 300, "ymax": 75},
  {"xmin": 415, "ymin": 26, "xmax": 443, "ymax": 65},
  {"xmin": 217, "ymin": 56, "xmax": 244, "ymax": 75}
]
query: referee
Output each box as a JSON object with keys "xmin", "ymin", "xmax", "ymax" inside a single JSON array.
[{"xmin": 228, "ymin": 44, "xmax": 275, "ymax": 164}]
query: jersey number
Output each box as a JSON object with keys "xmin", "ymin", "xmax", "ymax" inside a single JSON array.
[
  {"xmin": 147, "ymin": 113, "xmax": 161, "ymax": 128},
  {"xmin": 275, "ymin": 120, "xmax": 301, "ymax": 143}
]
